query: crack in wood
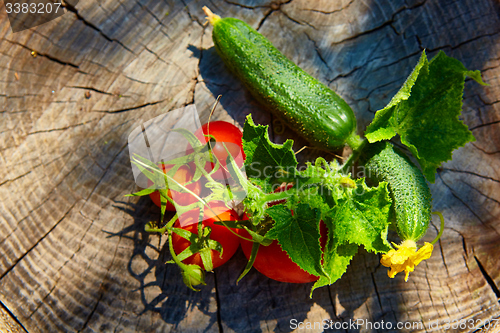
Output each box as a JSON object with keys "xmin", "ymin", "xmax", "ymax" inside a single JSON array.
[
  {"xmin": 256, "ymin": 0, "xmax": 294, "ymax": 31},
  {"xmin": 27, "ymin": 119, "xmax": 98, "ymax": 135},
  {"xmin": 446, "ymin": 227, "xmax": 471, "ymax": 273},
  {"xmin": 0, "ymin": 201, "xmax": 77, "ymax": 281},
  {"xmin": 441, "ymin": 168, "xmax": 500, "ymax": 184},
  {"xmin": 303, "ymin": 32, "xmax": 332, "ymax": 73},
  {"xmin": 363, "ymin": 76, "xmax": 409, "ymax": 111},
  {"xmin": 0, "ymin": 300, "xmax": 29, "ymax": 333},
  {"xmin": 77, "ymin": 215, "xmax": 126, "ymax": 332},
  {"xmin": 25, "ymin": 214, "xmax": 95, "ymax": 321},
  {"xmin": 327, "ymin": 38, "xmax": 388, "ymax": 84},
  {"xmin": 93, "ymin": 99, "xmax": 167, "ymax": 113},
  {"xmin": 121, "ymin": 75, "xmax": 157, "ymax": 85},
  {"xmin": 181, "ymin": 0, "xmax": 205, "ymax": 29},
  {"xmin": 471, "ymin": 143, "xmax": 500, "ymax": 155},
  {"xmin": 61, "ymin": 1, "xmax": 135, "ymax": 54},
  {"xmin": 470, "ymin": 119, "xmax": 500, "ymax": 131},
  {"xmin": 0, "ymin": 170, "xmax": 32, "ymax": 187},
  {"xmin": 437, "ymin": 239, "xmax": 451, "ymax": 277},
  {"xmin": 2, "ymin": 150, "xmax": 72, "ymax": 181},
  {"xmin": 213, "ymin": 272, "xmax": 224, "ymax": 333},
  {"xmin": 437, "ymin": 173, "xmax": 500, "ymax": 237},
  {"xmin": 460, "ymin": 180, "xmax": 500, "ymax": 206},
  {"xmin": 303, "ymin": 0, "xmax": 355, "ymax": 15},
  {"xmin": 82, "ymin": 141, "xmax": 129, "ymax": 203},
  {"xmin": 133, "ymin": 1, "xmax": 170, "ymax": 37},
  {"xmin": 326, "ymin": 286, "xmax": 339, "ymax": 320},
  {"xmin": 422, "ymin": 270, "xmax": 438, "ymax": 314},
  {"xmin": 67, "ymin": 86, "xmax": 115, "ymax": 96},
  {"xmin": 425, "ymin": 30, "xmax": 500, "ymax": 53},
  {"xmin": 70, "ymin": 143, "xmax": 130, "ymax": 331},
  {"xmin": 477, "ymin": 94, "xmax": 500, "ymax": 107},
  {"xmin": 222, "ymin": 0, "xmax": 263, "ymax": 10},
  {"xmin": 3, "ymin": 40, "xmax": 82, "ymax": 71},
  {"xmin": 473, "ymin": 256, "xmax": 500, "ymax": 300},
  {"xmin": 0, "ymin": 150, "xmax": 86, "ymax": 250},
  {"xmin": 370, "ymin": 272, "xmax": 384, "ymax": 313},
  {"xmin": 257, "ymin": 8, "xmax": 274, "ymax": 31},
  {"xmin": 280, "ymin": 8, "xmax": 317, "ymax": 31},
  {"xmin": 78, "ymin": 220, "xmax": 124, "ymax": 332},
  {"xmin": 222, "ymin": 0, "xmax": 293, "ymax": 12},
  {"xmin": 369, "ymin": 49, "xmax": 423, "ymax": 74},
  {"xmin": 315, "ymin": 1, "xmax": 420, "ymax": 46}
]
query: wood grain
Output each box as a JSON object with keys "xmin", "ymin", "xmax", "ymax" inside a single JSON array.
[{"xmin": 0, "ymin": 0, "xmax": 499, "ymax": 332}]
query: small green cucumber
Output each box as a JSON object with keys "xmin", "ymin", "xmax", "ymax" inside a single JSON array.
[
  {"xmin": 360, "ymin": 141, "xmax": 432, "ymax": 242},
  {"xmin": 203, "ymin": 8, "xmax": 358, "ymax": 151}
]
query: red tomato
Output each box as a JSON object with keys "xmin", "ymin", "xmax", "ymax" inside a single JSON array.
[
  {"xmin": 148, "ymin": 163, "xmax": 201, "ymax": 211},
  {"xmin": 190, "ymin": 121, "xmax": 245, "ymax": 180},
  {"xmin": 239, "ymin": 184, "xmax": 327, "ymax": 283},
  {"xmin": 172, "ymin": 202, "xmax": 240, "ymax": 270}
]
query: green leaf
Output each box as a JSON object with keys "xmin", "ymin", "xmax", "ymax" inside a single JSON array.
[
  {"xmin": 172, "ymin": 128, "xmax": 204, "ymax": 149},
  {"xmin": 330, "ymin": 180, "xmax": 392, "ymax": 253},
  {"xmin": 159, "ymin": 189, "xmax": 168, "ymax": 223},
  {"xmin": 242, "ymin": 115, "xmax": 297, "ymax": 190},
  {"xmin": 237, "ymin": 241, "xmax": 260, "ymax": 283},
  {"xmin": 242, "ymin": 226, "xmax": 273, "ymax": 246},
  {"xmin": 365, "ymin": 50, "xmax": 486, "ymax": 182},
  {"xmin": 307, "ymin": 179, "xmax": 392, "ymax": 296},
  {"xmin": 266, "ymin": 203, "xmax": 326, "ymax": 278},
  {"xmin": 311, "ymin": 241, "xmax": 358, "ymax": 295},
  {"xmin": 131, "ymin": 154, "xmax": 163, "ymax": 184},
  {"xmin": 125, "ymin": 186, "xmax": 157, "ymax": 197},
  {"xmin": 199, "ymin": 249, "xmax": 214, "ymax": 272}
]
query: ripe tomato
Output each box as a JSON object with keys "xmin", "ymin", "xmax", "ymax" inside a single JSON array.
[
  {"xmin": 172, "ymin": 201, "xmax": 240, "ymax": 270},
  {"xmin": 239, "ymin": 184, "xmax": 327, "ymax": 283},
  {"xmin": 190, "ymin": 121, "xmax": 245, "ymax": 180},
  {"xmin": 148, "ymin": 163, "xmax": 201, "ymax": 211}
]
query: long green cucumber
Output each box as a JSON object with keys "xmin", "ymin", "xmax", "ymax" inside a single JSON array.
[
  {"xmin": 360, "ymin": 141, "xmax": 432, "ymax": 242},
  {"xmin": 203, "ymin": 7, "xmax": 358, "ymax": 151}
]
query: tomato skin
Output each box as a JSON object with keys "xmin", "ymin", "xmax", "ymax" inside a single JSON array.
[
  {"xmin": 172, "ymin": 202, "xmax": 240, "ymax": 270},
  {"xmin": 191, "ymin": 121, "xmax": 245, "ymax": 180},
  {"xmin": 148, "ymin": 164, "xmax": 201, "ymax": 211}
]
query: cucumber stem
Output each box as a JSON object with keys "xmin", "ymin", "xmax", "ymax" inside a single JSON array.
[
  {"xmin": 430, "ymin": 212, "xmax": 445, "ymax": 245},
  {"xmin": 346, "ymin": 132, "xmax": 365, "ymax": 151},
  {"xmin": 202, "ymin": 7, "xmax": 221, "ymax": 25},
  {"xmin": 341, "ymin": 133, "xmax": 368, "ymax": 174}
]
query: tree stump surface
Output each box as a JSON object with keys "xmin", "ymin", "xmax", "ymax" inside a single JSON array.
[{"xmin": 0, "ymin": 0, "xmax": 499, "ymax": 332}]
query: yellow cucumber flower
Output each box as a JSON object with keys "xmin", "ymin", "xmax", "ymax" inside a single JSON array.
[{"xmin": 380, "ymin": 240, "xmax": 433, "ymax": 281}]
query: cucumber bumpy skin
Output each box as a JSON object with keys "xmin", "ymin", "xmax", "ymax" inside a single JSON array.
[
  {"xmin": 204, "ymin": 8, "xmax": 358, "ymax": 151},
  {"xmin": 360, "ymin": 141, "xmax": 432, "ymax": 242}
]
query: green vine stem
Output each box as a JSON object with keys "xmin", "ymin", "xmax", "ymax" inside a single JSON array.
[
  {"xmin": 340, "ymin": 135, "xmax": 368, "ymax": 174},
  {"xmin": 430, "ymin": 212, "xmax": 445, "ymax": 245}
]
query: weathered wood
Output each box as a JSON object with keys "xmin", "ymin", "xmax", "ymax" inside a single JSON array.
[
  {"xmin": 0, "ymin": 0, "xmax": 499, "ymax": 332},
  {"xmin": 0, "ymin": 301, "xmax": 27, "ymax": 333}
]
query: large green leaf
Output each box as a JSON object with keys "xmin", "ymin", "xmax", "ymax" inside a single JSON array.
[
  {"xmin": 266, "ymin": 203, "xmax": 326, "ymax": 278},
  {"xmin": 330, "ymin": 180, "xmax": 392, "ymax": 253},
  {"xmin": 365, "ymin": 50, "xmax": 486, "ymax": 182},
  {"xmin": 242, "ymin": 115, "xmax": 297, "ymax": 189}
]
